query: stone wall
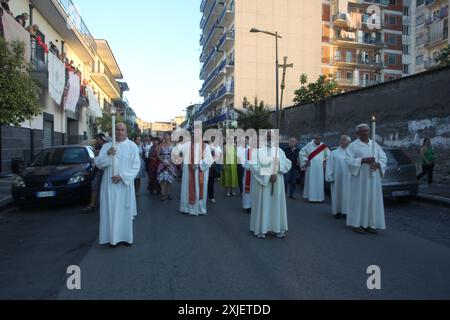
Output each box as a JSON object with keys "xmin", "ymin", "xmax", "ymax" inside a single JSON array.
[{"xmin": 276, "ymin": 66, "xmax": 450, "ymax": 184}]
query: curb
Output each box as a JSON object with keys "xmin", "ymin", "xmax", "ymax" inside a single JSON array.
[
  {"xmin": 0, "ymin": 196, "xmax": 13, "ymax": 211},
  {"xmin": 415, "ymin": 194, "xmax": 450, "ymax": 208}
]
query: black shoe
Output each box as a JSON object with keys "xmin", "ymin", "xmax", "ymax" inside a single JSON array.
[
  {"xmin": 335, "ymin": 213, "xmax": 343, "ymax": 219},
  {"xmin": 246, "ymin": 208, "xmax": 251, "ymax": 214}
]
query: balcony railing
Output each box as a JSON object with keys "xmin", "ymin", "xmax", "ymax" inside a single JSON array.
[
  {"xmin": 56, "ymin": 0, "xmax": 97, "ymax": 54},
  {"xmin": 333, "ymin": 56, "xmax": 383, "ymax": 67}
]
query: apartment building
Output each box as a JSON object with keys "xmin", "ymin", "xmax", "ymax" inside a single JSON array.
[
  {"xmin": 322, "ymin": 0, "xmax": 405, "ymax": 91},
  {"xmin": 413, "ymin": 0, "xmax": 449, "ymax": 72},
  {"xmin": 0, "ymin": 0, "xmax": 128, "ymax": 173},
  {"xmin": 198, "ymin": 0, "xmax": 322, "ymax": 127}
]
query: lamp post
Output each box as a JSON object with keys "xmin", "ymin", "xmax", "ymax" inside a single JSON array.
[
  {"xmin": 250, "ymin": 28, "xmax": 282, "ymax": 129},
  {"xmin": 111, "ymin": 106, "xmax": 117, "ymax": 176}
]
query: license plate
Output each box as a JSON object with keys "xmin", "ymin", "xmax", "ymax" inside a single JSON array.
[
  {"xmin": 36, "ymin": 191, "xmax": 56, "ymax": 198},
  {"xmin": 392, "ymin": 190, "xmax": 410, "ymax": 197}
]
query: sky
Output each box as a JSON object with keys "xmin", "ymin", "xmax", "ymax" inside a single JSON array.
[{"xmin": 74, "ymin": 0, "xmax": 203, "ymax": 123}]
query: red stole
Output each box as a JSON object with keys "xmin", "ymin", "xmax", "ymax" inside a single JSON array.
[
  {"xmin": 189, "ymin": 143, "xmax": 205, "ymax": 205},
  {"xmin": 245, "ymin": 148, "xmax": 252, "ymax": 194},
  {"xmin": 308, "ymin": 144, "xmax": 327, "ymax": 162}
]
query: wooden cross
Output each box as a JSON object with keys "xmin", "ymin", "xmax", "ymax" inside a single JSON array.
[{"xmin": 276, "ymin": 56, "xmax": 293, "ymax": 130}]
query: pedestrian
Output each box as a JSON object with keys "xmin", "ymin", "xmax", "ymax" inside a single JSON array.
[
  {"xmin": 83, "ymin": 133, "xmax": 106, "ymax": 212},
  {"xmin": 250, "ymin": 131, "xmax": 292, "ymax": 239},
  {"xmin": 208, "ymin": 136, "xmax": 222, "ymax": 204},
  {"xmin": 95, "ymin": 123, "xmax": 140, "ymax": 248},
  {"xmin": 417, "ymin": 138, "xmax": 436, "ymax": 186},
  {"xmin": 134, "ymin": 136, "xmax": 147, "ymax": 197},
  {"xmin": 157, "ymin": 133, "xmax": 177, "ymax": 201},
  {"xmin": 176, "ymin": 132, "xmax": 213, "ymax": 216},
  {"xmin": 326, "ymin": 135, "xmax": 352, "ymax": 219},
  {"xmin": 221, "ymin": 139, "xmax": 239, "ymax": 197},
  {"xmin": 148, "ymin": 137, "xmax": 161, "ymax": 195},
  {"xmin": 283, "ymin": 137, "xmax": 301, "ymax": 200},
  {"xmin": 299, "ymin": 134, "xmax": 329, "ymax": 203},
  {"xmin": 15, "ymin": 13, "xmax": 29, "ymax": 27},
  {"xmin": 345, "ymin": 124, "xmax": 387, "ymax": 234}
]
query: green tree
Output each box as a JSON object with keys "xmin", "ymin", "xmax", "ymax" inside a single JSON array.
[
  {"xmin": 293, "ymin": 73, "xmax": 342, "ymax": 105},
  {"xmin": 0, "ymin": 38, "xmax": 41, "ymax": 126},
  {"xmin": 436, "ymin": 45, "xmax": 450, "ymax": 67},
  {"xmin": 96, "ymin": 112, "xmax": 138, "ymax": 138},
  {"xmin": 236, "ymin": 97, "xmax": 273, "ymax": 131}
]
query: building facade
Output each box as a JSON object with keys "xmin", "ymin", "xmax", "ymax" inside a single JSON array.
[
  {"xmin": 1, "ymin": 0, "xmax": 128, "ymax": 173},
  {"xmin": 198, "ymin": 0, "xmax": 322, "ymax": 127},
  {"xmin": 413, "ymin": 0, "xmax": 449, "ymax": 72},
  {"xmin": 322, "ymin": 0, "xmax": 405, "ymax": 91}
]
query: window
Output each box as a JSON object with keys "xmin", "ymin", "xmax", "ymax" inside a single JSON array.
[
  {"xmin": 403, "ymin": 45, "xmax": 409, "ymax": 54},
  {"xmin": 403, "ymin": 7, "xmax": 410, "ymax": 16},
  {"xmin": 389, "ymin": 0, "xmax": 397, "ymax": 5},
  {"xmin": 416, "ymin": 34, "xmax": 424, "ymax": 45},
  {"xmin": 388, "ymin": 34, "xmax": 397, "ymax": 45},
  {"xmin": 388, "ymin": 15, "xmax": 397, "ymax": 25},
  {"xmin": 403, "ymin": 64, "xmax": 410, "ymax": 74},
  {"xmin": 416, "ymin": 14, "xmax": 424, "ymax": 25},
  {"xmin": 403, "ymin": 26, "xmax": 409, "ymax": 35},
  {"xmin": 387, "ymin": 54, "xmax": 397, "ymax": 65},
  {"xmin": 388, "ymin": 75, "xmax": 396, "ymax": 81},
  {"xmin": 346, "ymin": 71, "xmax": 353, "ymax": 80},
  {"xmin": 416, "ymin": 55, "xmax": 424, "ymax": 65}
]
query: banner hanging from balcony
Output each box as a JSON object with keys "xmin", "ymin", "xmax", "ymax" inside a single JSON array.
[
  {"xmin": 1, "ymin": 12, "xmax": 30, "ymax": 63},
  {"xmin": 48, "ymin": 53, "xmax": 65, "ymax": 105},
  {"xmin": 63, "ymin": 72, "xmax": 80, "ymax": 113},
  {"xmin": 86, "ymin": 87, "xmax": 103, "ymax": 118}
]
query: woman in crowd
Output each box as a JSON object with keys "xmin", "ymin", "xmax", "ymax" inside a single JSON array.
[
  {"xmin": 221, "ymin": 138, "xmax": 239, "ymax": 197},
  {"xmin": 157, "ymin": 133, "xmax": 177, "ymax": 201},
  {"xmin": 417, "ymin": 138, "xmax": 436, "ymax": 186},
  {"xmin": 134, "ymin": 136, "xmax": 147, "ymax": 197},
  {"xmin": 148, "ymin": 137, "xmax": 161, "ymax": 196}
]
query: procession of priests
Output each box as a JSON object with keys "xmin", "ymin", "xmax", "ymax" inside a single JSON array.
[{"xmin": 94, "ymin": 121, "xmax": 387, "ymax": 248}]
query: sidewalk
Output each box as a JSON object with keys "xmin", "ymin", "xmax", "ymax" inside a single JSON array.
[
  {"xmin": 0, "ymin": 175, "xmax": 15, "ymax": 210},
  {"xmin": 416, "ymin": 183, "xmax": 450, "ymax": 207}
]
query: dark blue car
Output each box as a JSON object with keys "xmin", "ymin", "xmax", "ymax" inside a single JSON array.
[{"xmin": 12, "ymin": 146, "xmax": 96, "ymax": 208}]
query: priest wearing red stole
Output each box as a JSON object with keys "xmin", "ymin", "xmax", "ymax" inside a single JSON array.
[{"xmin": 299, "ymin": 134, "xmax": 330, "ymax": 203}]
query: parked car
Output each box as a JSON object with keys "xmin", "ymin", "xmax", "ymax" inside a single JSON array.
[
  {"xmin": 324, "ymin": 147, "xmax": 418, "ymax": 200},
  {"xmin": 12, "ymin": 146, "xmax": 96, "ymax": 208}
]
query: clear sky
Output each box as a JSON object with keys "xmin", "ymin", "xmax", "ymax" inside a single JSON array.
[{"xmin": 74, "ymin": 0, "xmax": 203, "ymax": 123}]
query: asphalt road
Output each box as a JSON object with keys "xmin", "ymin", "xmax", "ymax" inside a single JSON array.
[{"xmin": 1, "ymin": 180, "xmax": 450, "ymax": 300}]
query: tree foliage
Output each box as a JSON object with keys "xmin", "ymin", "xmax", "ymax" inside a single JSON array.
[
  {"xmin": 436, "ymin": 45, "xmax": 450, "ymax": 67},
  {"xmin": 293, "ymin": 73, "xmax": 342, "ymax": 105},
  {"xmin": 0, "ymin": 38, "xmax": 41, "ymax": 126},
  {"xmin": 236, "ymin": 97, "xmax": 273, "ymax": 131},
  {"xmin": 96, "ymin": 112, "xmax": 139, "ymax": 139}
]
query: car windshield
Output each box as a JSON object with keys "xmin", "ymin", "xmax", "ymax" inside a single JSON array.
[
  {"xmin": 385, "ymin": 149, "xmax": 412, "ymax": 166},
  {"xmin": 32, "ymin": 148, "xmax": 88, "ymax": 166}
]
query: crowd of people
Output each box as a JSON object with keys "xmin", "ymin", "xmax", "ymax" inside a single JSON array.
[{"xmin": 87, "ymin": 121, "xmax": 424, "ymax": 248}]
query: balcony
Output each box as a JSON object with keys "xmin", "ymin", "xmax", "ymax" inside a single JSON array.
[
  {"xmin": 29, "ymin": 39, "xmax": 49, "ymax": 88},
  {"xmin": 336, "ymin": 78, "xmax": 382, "ymax": 88},
  {"xmin": 333, "ymin": 56, "xmax": 383, "ymax": 68},
  {"xmin": 91, "ymin": 65, "xmax": 121, "ymax": 100},
  {"xmin": 200, "ymin": 59, "xmax": 227, "ymax": 93},
  {"xmin": 218, "ymin": 29, "xmax": 235, "ymax": 51},
  {"xmin": 333, "ymin": 13, "xmax": 352, "ymax": 28},
  {"xmin": 218, "ymin": 0, "xmax": 235, "ymax": 28},
  {"xmin": 30, "ymin": 0, "xmax": 97, "ymax": 62},
  {"xmin": 333, "ymin": 32, "xmax": 384, "ymax": 48}
]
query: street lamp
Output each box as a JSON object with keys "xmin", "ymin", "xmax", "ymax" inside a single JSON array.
[{"xmin": 250, "ymin": 27, "xmax": 282, "ymax": 129}]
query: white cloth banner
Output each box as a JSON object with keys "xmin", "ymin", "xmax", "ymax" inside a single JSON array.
[
  {"xmin": 48, "ymin": 53, "xmax": 65, "ymax": 105},
  {"xmin": 87, "ymin": 87, "xmax": 103, "ymax": 118},
  {"xmin": 64, "ymin": 72, "xmax": 80, "ymax": 113},
  {"xmin": 1, "ymin": 12, "xmax": 31, "ymax": 63}
]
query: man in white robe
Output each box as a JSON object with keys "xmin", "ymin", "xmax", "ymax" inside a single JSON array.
[
  {"xmin": 176, "ymin": 135, "xmax": 213, "ymax": 216},
  {"xmin": 326, "ymin": 135, "xmax": 352, "ymax": 219},
  {"xmin": 95, "ymin": 123, "xmax": 141, "ymax": 247},
  {"xmin": 250, "ymin": 133, "xmax": 292, "ymax": 239},
  {"xmin": 345, "ymin": 124, "xmax": 387, "ymax": 234},
  {"xmin": 299, "ymin": 135, "xmax": 329, "ymax": 202}
]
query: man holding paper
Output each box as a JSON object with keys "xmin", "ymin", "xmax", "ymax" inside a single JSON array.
[{"xmin": 345, "ymin": 124, "xmax": 387, "ymax": 234}]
